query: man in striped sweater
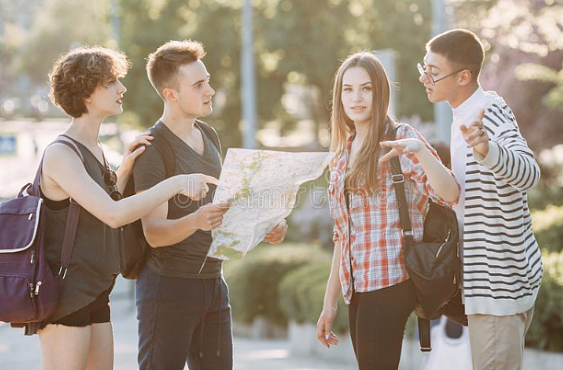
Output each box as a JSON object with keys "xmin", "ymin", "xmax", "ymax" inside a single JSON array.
[{"xmin": 418, "ymin": 29, "xmax": 542, "ymax": 370}]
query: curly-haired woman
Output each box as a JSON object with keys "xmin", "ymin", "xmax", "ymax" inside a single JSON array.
[{"xmin": 34, "ymin": 46, "xmax": 216, "ymax": 370}]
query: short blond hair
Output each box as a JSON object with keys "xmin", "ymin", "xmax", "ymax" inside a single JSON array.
[{"xmin": 146, "ymin": 40, "xmax": 206, "ymax": 98}]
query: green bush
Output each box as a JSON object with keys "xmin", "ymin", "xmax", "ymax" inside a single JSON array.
[
  {"xmin": 224, "ymin": 243, "xmax": 330, "ymax": 327},
  {"xmin": 526, "ymin": 251, "xmax": 563, "ymax": 352},
  {"xmin": 279, "ymin": 260, "xmax": 349, "ymax": 333},
  {"xmin": 532, "ymin": 205, "xmax": 563, "ymax": 252},
  {"xmin": 528, "ymin": 185, "xmax": 563, "ymax": 211}
]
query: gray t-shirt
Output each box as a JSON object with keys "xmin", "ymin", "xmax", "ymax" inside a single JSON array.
[{"xmin": 133, "ymin": 120, "xmax": 222, "ymax": 278}]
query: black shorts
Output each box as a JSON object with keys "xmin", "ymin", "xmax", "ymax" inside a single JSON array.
[{"xmin": 52, "ymin": 289, "xmax": 111, "ymax": 327}]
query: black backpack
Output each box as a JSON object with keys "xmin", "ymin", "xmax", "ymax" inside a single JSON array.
[
  {"xmin": 119, "ymin": 120, "xmax": 220, "ymax": 279},
  {"xmin": 388, "ymin": 125, "xmax": 467, "ymax": 352}
]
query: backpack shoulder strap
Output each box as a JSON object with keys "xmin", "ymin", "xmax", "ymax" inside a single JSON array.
[
  {"xmin": 27, "ymin": 138, "xmax": 84, "ymax": 197},
  {"xmin": 58, "ymin": 200, "xmax": 80, "ymax": 279},
  {"xmin": 51, "ymin": 138, "xmax": 84, "ymax": 279},
  {"xmin": 149, "ymin": 123, "xmax": 176, "ymax": 179},
  {"xmin": 54, "ymin": 136, "xmax": 85, "ymax": 163},
  {"xmin": 196, "ymin": 120, "xmax": 222, "ymax": 157},
  {"xmin": 387, "ymin": 124, "xmax": 433, "ymax": 352},
  {"xmin": 418, "ymin": 318, "xmax": 432, "ymax": 352},
  {"xmin": 32, "ymin": 137, "xmax": 84, "ymax": 279},
  {"xmin": 387, "ymin": 124, "xmax": 414, "ymax": 249}
]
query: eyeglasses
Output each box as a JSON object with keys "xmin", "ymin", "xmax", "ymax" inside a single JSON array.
[
  {"xmin": 103, "ymin": 169, "xmax": 122, "ymax": 200},
  {"xmin": 417, "ymin": 63, "xmax": 470, "ymax": 86},
  {"xmin": 100, "ymin": 147, "xmax": 123, "ymax": 201}
]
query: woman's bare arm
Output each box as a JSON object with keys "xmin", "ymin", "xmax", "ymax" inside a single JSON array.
[{"xmin": 41, "ymin": 143, "xmax": 216, "ymax": 228}]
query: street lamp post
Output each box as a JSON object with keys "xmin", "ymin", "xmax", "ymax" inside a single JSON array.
[
  {"xmin": 241, "ymin": 0, "xmax": 258, "ymax": 149},
  {"xmin": 109, "ymin": 0, "xmax": 120, "ymax": 45},
  {"xmin": 432, "ymin": 0, "xmax": 453, "ymax": 144}
]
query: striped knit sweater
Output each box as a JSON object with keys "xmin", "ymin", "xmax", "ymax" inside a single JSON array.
[{"xmin": 452, "ymin": 88, "xmax": 542, "ymax": 316}]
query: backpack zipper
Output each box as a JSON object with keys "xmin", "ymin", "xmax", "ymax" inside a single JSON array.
[
  {"xmin": 34, "ymin": 281, "xmax": 42, "ymax": 296},
  {"xmin": 434, "ymin": 242, "xmax": 446, "ymax": 258},
  {"xmin": 434, "ymin": 230, "xmax": 451, "ymax": 258},
  {"xmin": 29, "ymin": 283, "xmax": 35, "ymax": 298}
]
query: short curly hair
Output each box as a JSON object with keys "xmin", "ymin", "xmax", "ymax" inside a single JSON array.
[{"xmin": 49, "ymin": 46, "xmax": 130, "ymax": 118}]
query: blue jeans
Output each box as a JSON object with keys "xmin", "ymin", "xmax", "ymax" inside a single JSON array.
[{"xmin": 136, "ymin": 266, "xmax": 233, "ymax": 370}]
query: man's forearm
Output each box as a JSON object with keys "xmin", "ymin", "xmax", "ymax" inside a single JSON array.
[
  {"xmin": 477, "ymin": 140, "xmax": 541, "ymax": 191},
  {"xmin": 143, "ymin": 213, "xmax": 200, "ymax": 248}
]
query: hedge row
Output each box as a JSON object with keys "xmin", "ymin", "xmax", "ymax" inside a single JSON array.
[
  {"xmin": 224, "ymin": 239, "xmax": 563, "ymax": 352},
  {"xmin": 527, "ymin": 185, "xmax": 563, "ymax": 211},
  {"xmin": 532, "ymin": 204, "xmax": 563, "ymax": 253},
  {"xmin": 274, "ymin": 251, "xmax": 563, "ymax": 352},
  {"xmin": 527, "ymin": 251, "xmax": 563, "ymax": 352},
  {"xmin": 279, "ymin": 260, "xmax": 349, "ymax": 333},
  {"xmin": 223, "ymin": 243, "xmax": 331, "ymax": 327}
]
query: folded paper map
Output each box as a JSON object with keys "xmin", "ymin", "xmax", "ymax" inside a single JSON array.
[{"xmin": 208, "ymin": 149, "xmax": 333, "ymax": 260}]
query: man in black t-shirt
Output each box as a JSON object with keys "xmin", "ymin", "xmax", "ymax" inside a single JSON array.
[{"xmin": 133, "ymin": 40, "xmax": 288, "ymax": 370}]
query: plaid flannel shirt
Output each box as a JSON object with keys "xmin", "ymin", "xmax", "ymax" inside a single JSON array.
[{"xmin": 328, "ymin": 124, "xmax": 458, "ymax": 304}]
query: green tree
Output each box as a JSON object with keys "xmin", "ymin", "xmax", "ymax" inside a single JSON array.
[
  {"xmin": 14, "ymin": 0, "xmax": 111, "ymax": 85},
  {"xmin": 117, "ymin": 0, "xmax": 434, "ymax": 150},
  {"xmin": 448, "ymin": 0, "xmax": 563, "ymax": 149},
  {"xmin": 0, "ymin": 0, "xmax": 32, "ymax": 97},
  {"xmin": 516, "ymin": 61, "xmax": 563, "ymax": 110},
  {"xmin": 118, "ymin": 0, "xmax": 244, "ymax": 148},
  {"xmin": 255, "ymin": 0, "xmax": 434, "ymax": 145},
  {"xmin": 511, "ymin": 1, "xmax": 563, "ymax": 111}
]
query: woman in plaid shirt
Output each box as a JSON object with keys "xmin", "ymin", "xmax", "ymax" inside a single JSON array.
[{"xmin": 316, "ymin": 52, "xmax": 460, "ymax": 369}]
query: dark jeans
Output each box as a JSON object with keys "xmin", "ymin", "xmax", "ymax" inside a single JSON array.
[
  {"xmin": 348, "ymin": 279, "xmax": 416, "ymax": 370},
  {"xmin": 136, "ymin": 266, "xmax": 233, "ymax": 370}
]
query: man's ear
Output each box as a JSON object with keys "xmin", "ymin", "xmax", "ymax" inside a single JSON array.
[
  {"xmin": 458, "ymin": 70, "xmax": 473, "ymax": 87},
  {"xmin": 161, "ymin": 87, "xmax": 177, "ymax": 102}
]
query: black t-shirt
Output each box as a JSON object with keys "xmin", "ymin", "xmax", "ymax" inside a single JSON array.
[{"xmin": 133, "ymin": 120, "xmax": 223, "ymax": 278}]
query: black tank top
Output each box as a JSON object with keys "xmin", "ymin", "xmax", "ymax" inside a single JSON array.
[
  {"xmin": 40, "ymin": 137, "xmax": 121, "ymax": 324},
  {"xmin": 43, "ymin": 196, "xmax": 69, "ymax": 210}
]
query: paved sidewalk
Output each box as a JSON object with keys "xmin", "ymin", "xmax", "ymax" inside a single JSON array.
[{"xmin": 0, "ymin": 280, "xmax": 354, "ymax": 370}]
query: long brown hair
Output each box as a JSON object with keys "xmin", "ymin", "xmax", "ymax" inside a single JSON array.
[{"xmin": 330, "ymin": 51, "xmax": 395, "ymax": 194}]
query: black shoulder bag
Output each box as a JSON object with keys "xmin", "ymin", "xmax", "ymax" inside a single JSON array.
[{"xmin": 387, "ymin": 125, "xmax": 466, "ymax": 352}]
